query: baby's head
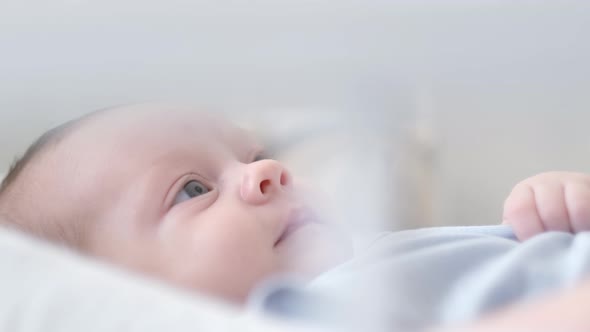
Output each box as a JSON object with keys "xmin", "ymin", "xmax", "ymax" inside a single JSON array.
[{"xmin": 0, "ymin": 104, "xmax": 351, "ymax": 302}]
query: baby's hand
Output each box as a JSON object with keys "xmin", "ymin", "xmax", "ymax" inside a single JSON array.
[{"xmin": 503, "ymin": 172, "xmax": 590, "ymax": 241}]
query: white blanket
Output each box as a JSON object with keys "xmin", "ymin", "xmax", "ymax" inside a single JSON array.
[{"xmin": 0, "ymin": 226, "xmax": 324, "ymax": 332}]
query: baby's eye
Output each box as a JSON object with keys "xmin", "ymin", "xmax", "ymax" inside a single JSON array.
[{"xmin": 174, "ymin": 180, "xmax": 210, "ymax": 205}]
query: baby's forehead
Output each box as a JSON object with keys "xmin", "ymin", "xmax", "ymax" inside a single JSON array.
[{"xmin": 65, "ymin": 106, "xmax": 261, "ymax": 161}]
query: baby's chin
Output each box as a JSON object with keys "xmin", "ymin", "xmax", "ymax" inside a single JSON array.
[{"xmin": 275, "ymin": 222, "xmax": 353, "ymax": 278}]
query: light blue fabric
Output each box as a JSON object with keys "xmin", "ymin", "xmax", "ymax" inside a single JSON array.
[{"xmin": 249, "ymin": 225, "xmax": 590, "ymax": 331}]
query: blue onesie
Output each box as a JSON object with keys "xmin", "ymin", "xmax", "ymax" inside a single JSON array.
[{"xmin": 249, "ymin": 225, "xmax": 590, "ymax": 331}]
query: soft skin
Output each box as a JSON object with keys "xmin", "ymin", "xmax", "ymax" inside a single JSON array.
[
  {"xmin": 9, "ymin": 104, "xmax": 352, "ymax": 302},
  {"xmin": 503, "ymin": 172, "xmax": 590, "ymax": 241}
]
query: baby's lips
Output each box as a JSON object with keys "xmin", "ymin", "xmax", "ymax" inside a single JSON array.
[{"xmin": 275, "ymin": 206, "xmax": 318, "ymax": 246}]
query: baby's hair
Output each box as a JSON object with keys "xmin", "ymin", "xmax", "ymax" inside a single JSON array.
[
  {"xmin": 0, "ymin": 121, "xmax": 75, "ymax": 193},
  {"xmin": 0, "ymin": 105, "xmax": 145, "ymax": 248},
  {"xmin": 0, "ymin": 104, "xmax": 124, "ymax": 249},
  {"xmin": 0, "ymin": 106, "xmax": 115, "ymax": 194},
  {"xmin": 0, "ymin": 119, "xmax": 83, "ymax": 246}
]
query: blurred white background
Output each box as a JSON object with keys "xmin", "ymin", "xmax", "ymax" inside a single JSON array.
[{"xmin": 1, "ymin": 0, "xmax": 590, "ymax": 228}]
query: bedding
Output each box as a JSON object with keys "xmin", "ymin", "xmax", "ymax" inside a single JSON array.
[{"xmin": 0, "ymin": 226, "xmax": 324, "ymax": 332}]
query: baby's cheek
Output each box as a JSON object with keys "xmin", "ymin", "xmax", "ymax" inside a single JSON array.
[{"xmin": 210, "ymin": 226, "xmax": 277, "ymax": 273}]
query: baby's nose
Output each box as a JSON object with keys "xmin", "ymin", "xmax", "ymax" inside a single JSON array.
[{"xmin": 240, "ymin": 160, "xmax": 292, "ymax": 205}]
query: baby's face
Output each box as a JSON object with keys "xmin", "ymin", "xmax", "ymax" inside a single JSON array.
[{"xmin": 46, "ymin": 105, "xmax": 351, "ymax": 302}]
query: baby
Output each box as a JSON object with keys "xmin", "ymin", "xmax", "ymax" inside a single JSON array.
[
  {"xmin": 0, "ymin": 104, "xmax": 352, "ymax": 303},
  {"xmin": 2, "ymin": 103, "xmax": 590, "ymax": 327}
]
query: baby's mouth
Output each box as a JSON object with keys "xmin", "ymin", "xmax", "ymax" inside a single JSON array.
[{"xmin": 274, "ymin": 207, "xmax": 318, "ymax": 246}]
